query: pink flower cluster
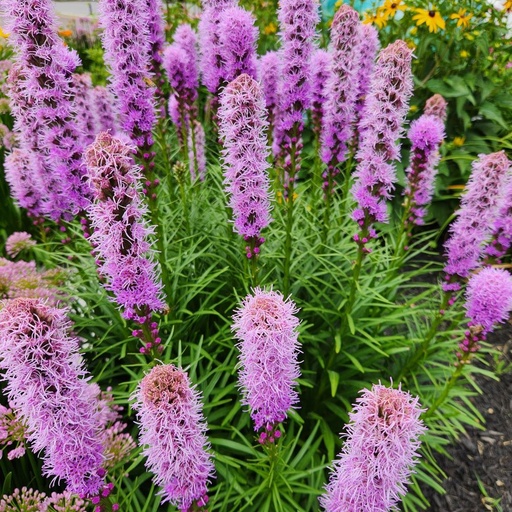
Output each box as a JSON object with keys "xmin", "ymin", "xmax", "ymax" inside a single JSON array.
[{"xmin": 232, "ymin": 288, "xmax": 301, "ymax": 439}]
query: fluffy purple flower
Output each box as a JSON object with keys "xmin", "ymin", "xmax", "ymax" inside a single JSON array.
[
  {"xmin": 188, "ymin": 120, "xmax": 207, "ymax": 181},
  {"xmin": 145, "ymin": 0, "xmax": 166, "ymax": 95},
  {"xmin": 218, "ymin": 74, "xmax": 272, "ymax": 257},
  {"xmin": 320, "ymin": 383, "xmax": 426, "ymax": 512},
  {"xmin": 444, "ymin": 151, "xmax": 510, "ymax": 290},
  {"xmin": 231, "ymin": 288, "xmax": 301, "ymax": 436},
  {"xmin": 134, "ymin": 364, "xmax": 215, "ymax": 509},
  {"xmin": 351, "ymin": 40, "xmax": 413, "ymax": 247},
  {"xmin": 485, "ymin": 172, "xmax": 512, "ymax": 262},
  {"xmin": 275, "ymin": 0, "xmax": 319, "ymax": 179},
  {"xmin": 98, "ymin": 0, "xmax": 156, "ymax": 159},
  {"xmin": 85, "ymin": 132, "xmax": 165, "ymax": 320},
  {"xmin": 4, "ymin": 1, "xmax": 90, "ymax": 219},
  {"xmin": 424, "ymin": 94, "xmax": 448, "ymax": 122},
  {"xmin": 218, "ymin": 7, "xmax": 259, "ymax": 83},
  {"xmin": 310, "ymin": 48, "xmax": 331, "ymax": 137},
  {"xmin": 5, "ymin": 231, "xmax": 35, "ymax": 258},
  {"xmin": 259, "ymin": 51, "xmax": 281, "ymax": 135},
  {"xmin": 320, "ymin": 5, "xmax": 361, "ymax": 187},
  {"xmin": 465, "ymin": 268, "xmax": 512, "ymax": 334},
  {"xmin": 92, "ymin": 85, "xmax": 117, "ymax": 134},
  {"xmin": 73, "ymin": 73, "xmax": 97, "ymax": 147},
  {"xmin": 403, "ymin": 114, "xmax": 445, "ymax": 226},
  {"xmin": 198, "ymin": 0, "xmax": 237, "ymax": 94},
  {"xmin": 354, "ymin": 23, "xmax": 380, "ymax": 123},
  {"xmin": 0, "ymin": 298, "xmax": 105, "ymax": 496}
]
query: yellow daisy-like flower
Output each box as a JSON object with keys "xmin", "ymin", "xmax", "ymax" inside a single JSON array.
[
  {"xmin": 450, "ymin": 8, "xmax": 473, "ymax": 28},
  {"xmin": 412, "ymin": 8, "xmax": 445, "ymax": 33},
  {"xmin": 379, "ymin": 0, "xmax": 407, "ymax": 20},
  {"xmin": 363, "ymin": 10, "xmax": 387, "ymax": 28},
  {"xmin": 505, "ymin": 0, "xmax": 512, "ymax": 12},
  {"xmin": 263, "ymin": 22, "xmax": 277, "ymax": 35}
]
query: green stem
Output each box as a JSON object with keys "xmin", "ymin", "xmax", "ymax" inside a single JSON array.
[{"xmin": 424, "ymin": 364, "xmax": 464, "ymax": 419}]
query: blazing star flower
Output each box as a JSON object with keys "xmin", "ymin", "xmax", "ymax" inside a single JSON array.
[
  {"xmin": 92, "ymin": 85, "xmax": 117, "ymax": 134},
  {"xmin": 4, "ymin": 0, "xmax": 90, "ymax": 219},
  {"xmin": 424, "ymin": 93, "xmax": 448, "ymax": 122},
  {"xmin": 412, "ymin": 8, "xmax": 445, "ymax": 33},
  {"xmin": 98, "ymin": 0, "xmax": 156, "ymax": 157},
  {"xmin": 351, "ymin": 40, "xmax": 413, "ymax": 248},
  {"xmin": 85, "ymin": 132, "xmax": 165, "ymax": 321},
  {"xmin": 218, "ymin": 74, "xmax": 272, "ymax": 257},
  {"xmin": 259, "ymin": 51, "xmax": 281, "ymax": 134},
  {"xmin": 134, "ymin": 364, "xmax": 215, "ymax": 509},
  {"xmin": 73, "ymin": 73, "xmax": 97, "ymax": 147},
  {"xmin": 485, "ymin": 173, "xmax": 512, "ymax": 262},
  {"xmin": 354, "ymin": 23, "xmax": 380, "ymax": 123},
  {"xmin": 320, "ymin": 383, "xmax": 426, "ymax": 512},
  {"xmin": 218, "ymin": 6, "xmax": 259, "ymax": 83},
  {"xmin": 465, "ymin": 268, "xmax": 512, "ymax": 334},
  {"xmin": 188, "ymin": 120, "xmax": 206, "ymax": 181},
  {"xmin": 276, "ymin": 0, "xmax": 319, "ymax": 180},
  {"xmin": 444, "ymin": 151, "xmax": 510, "ymax": 290},
  {"xmin": 5, "ymin": 231, "xmax": 35, "ymax": 258},
  {"xmin": 310, "ymin": 48, "xmax": 331, "ymax": 138},
  {"xmin": 321, "ymin": 5, "xmax": 361, "ymax": 190},
  {"xmin": 145, "ymin": 0, "xmax": 166, "ymax": 93},
  {"xmin": 0, "ymin": 298, "xmax": 105, "ymax": 496},
  {"xmin": 232, "ymin": 288, "xmax": 301, "ymax": 439},
  {"xmin": 403, "ymin": 114, "xmax": 445, "ymax": 226}
]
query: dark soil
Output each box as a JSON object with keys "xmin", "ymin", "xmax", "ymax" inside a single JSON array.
[{"xmin": 426, "ymin": 324, "xmax": 512, "ymax": 512}]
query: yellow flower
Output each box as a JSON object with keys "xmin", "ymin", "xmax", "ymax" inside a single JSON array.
[
  {"xmin": 460, "ymin": 50, "xmax": 470, "ymax": 58},
  {"xmin": 363, "ymin": 10, "xmax": 387, "ymax": 28},
  {"xmin": 450, "ymin": 8, "xmax": 473, "ymax": 29},
  {"xmin": 409, "ymin": 105, "xmax": 418, "ymax": 113},
  {"xmin": 0, "ymin": 28, "xmax": 9, "ymax": 38},
  {"xmin": 410, "ymin": 26, "xmax": 418, "ymax": 35},
  {"xmin": 406, "ymin": 39, "xmax": 416, "ymax": 50},
  {"xmin": 379, "ymin": 0, "xmax": 407, "ymax": 20},
  {"xmin": 263, "ymin": 22, "xmax": 277, "ymax": 35},
  {"xmin": 505, "ymin": 0, "xmax": 512, "ymax": 12},
  {"xmin": 412, "ymin": 8, "xmax": 445, "ymax": 33},
  {"xmin": 453, "ymin": 136, "xmax": 465, "ymax": 147},
  {"xmin": 58, "ymin": 29, "xmax": 73, "ymax": 38}
]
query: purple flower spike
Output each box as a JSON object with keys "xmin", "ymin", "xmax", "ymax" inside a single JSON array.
[
  {"xmin": 98, "ymin": 0, "xmax": 156, "ymax": 154},
  {"xmin": 354, "ymin": 23, "xmax": 380, "ymax": 124},
  {"xmin": 424, "ymin": 94, "xmax": 448, "ymax": 122},
  {"xmin": 321, "ymin": 5, "xmax": 361, "ymax": 189},
  {"xmin": 443, "ymin": 151, "xmax": 510, "ymax": 291},
  {"xmin": 276, "ymin": 0, "xmax": 319, "ymax": 179},
  {"xmin": 145, "ymin": 0, "xmax": 166, "ymax": 96},
  {"xmin": 218, "ymin": 7, "xmax": 259, "ymax": 83},
  {"xmin": 134, "ymin": 364, "xmax": 215, "ymax": 509},
  {"xmin": 259, "ymin": 51, "xmax": 281, "ymax": 134},
  {"xmin": 198, "ymin": 0, "xmax": 237, "ymax": 94},
  {"xmin": 0, "ymin": 298, "xmax": 105, "ymax": 496},
  {"xmin": 310, "ymin": 48, "xmax": 331, "ymax": 138},
  {"xmin": 351, "ymin": 40, "xmax": 413, "ymax": 244},
  {"xmin": 320, "ymin": 383, "xmax": 426, "ymax": 512},
  {"xmin": 232, "ymin": 288, "xmax": 301, "ymax": 433},
  {"xmin": 4, "ymin": 0, "xmax": 90, "ymax": 219},
  {"xmin": 189, "ymin": 120, "xmax": 207, "ymax": 181},
  {"xmin": 73, "ymin": 73, "xmax": 97, "ymax": 147},
  {"xmin": 85, "ymin": 132, "xmax": 165, "ymax": 320},
  {"xmin": 465, "ymin": 268, "xmax": 512, "ymax": 334},
  {"xmin": 218, "ymin": 74, "xmax": 272, "ymax": 256},
  {"xmin": 403, "ymin": 114, "xmax": 445, "ymax": 226},
  {"xmin": 92, "ymin": 85, "xmax": 117, "ymax": 134}
]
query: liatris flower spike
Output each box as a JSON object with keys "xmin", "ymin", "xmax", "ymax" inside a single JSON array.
[
  {"xmin": 424, "ymin": 93, "xmax": 448, "ymax": 122},
  {"xmin": 259, "ymin": 51, "xmax": 281, "ymax": 139},
  {"xmin": 351, "ymin": 40, "xmax": 413, "ymax": 251},
  {"xmin": 443, "ymin": 151, "xmax": 510, "ymax": 292},
  {"xmin": 232, "ymin": 288, "xmax": 301, "ymax": 443},
  {"xmin": 320, "ymin": 383, "xmax": 426, "ymax": 512},
  {"xmin": 5, "ymin": 231, "xmax": 36, "ymax": 258},
  {"xmin": 85, "ymin": 132, "xmax": 165, "ymax": 353},
  {"xmin": 0, "ymin": 298, "xmax": 105, "ymax": 496},
  {"xmin": 320, "ymin": 4, "xmax": 361, "ymax": 193},
  {"xmin": 134, "ymin": 364, "xmax": 215, "ymax": 510},
  {"xmin": 457, "ymin": 268, "xmax": 512, "ymax": 363},
  {"xmin": 218, "ymin": 74, "xmax": 272, "ymax": 259},
  {"xmin": 403, "ymin": 114, "xmax": 445, "ymax": 228},
  {"xmin": 310, "ymin": 48, "xmax": 331, "ymax": 138}
]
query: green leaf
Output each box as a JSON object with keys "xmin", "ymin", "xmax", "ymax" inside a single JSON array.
[{"xmin": 327, "ymin": 370, "xmax": 340, "ymax": 397}]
